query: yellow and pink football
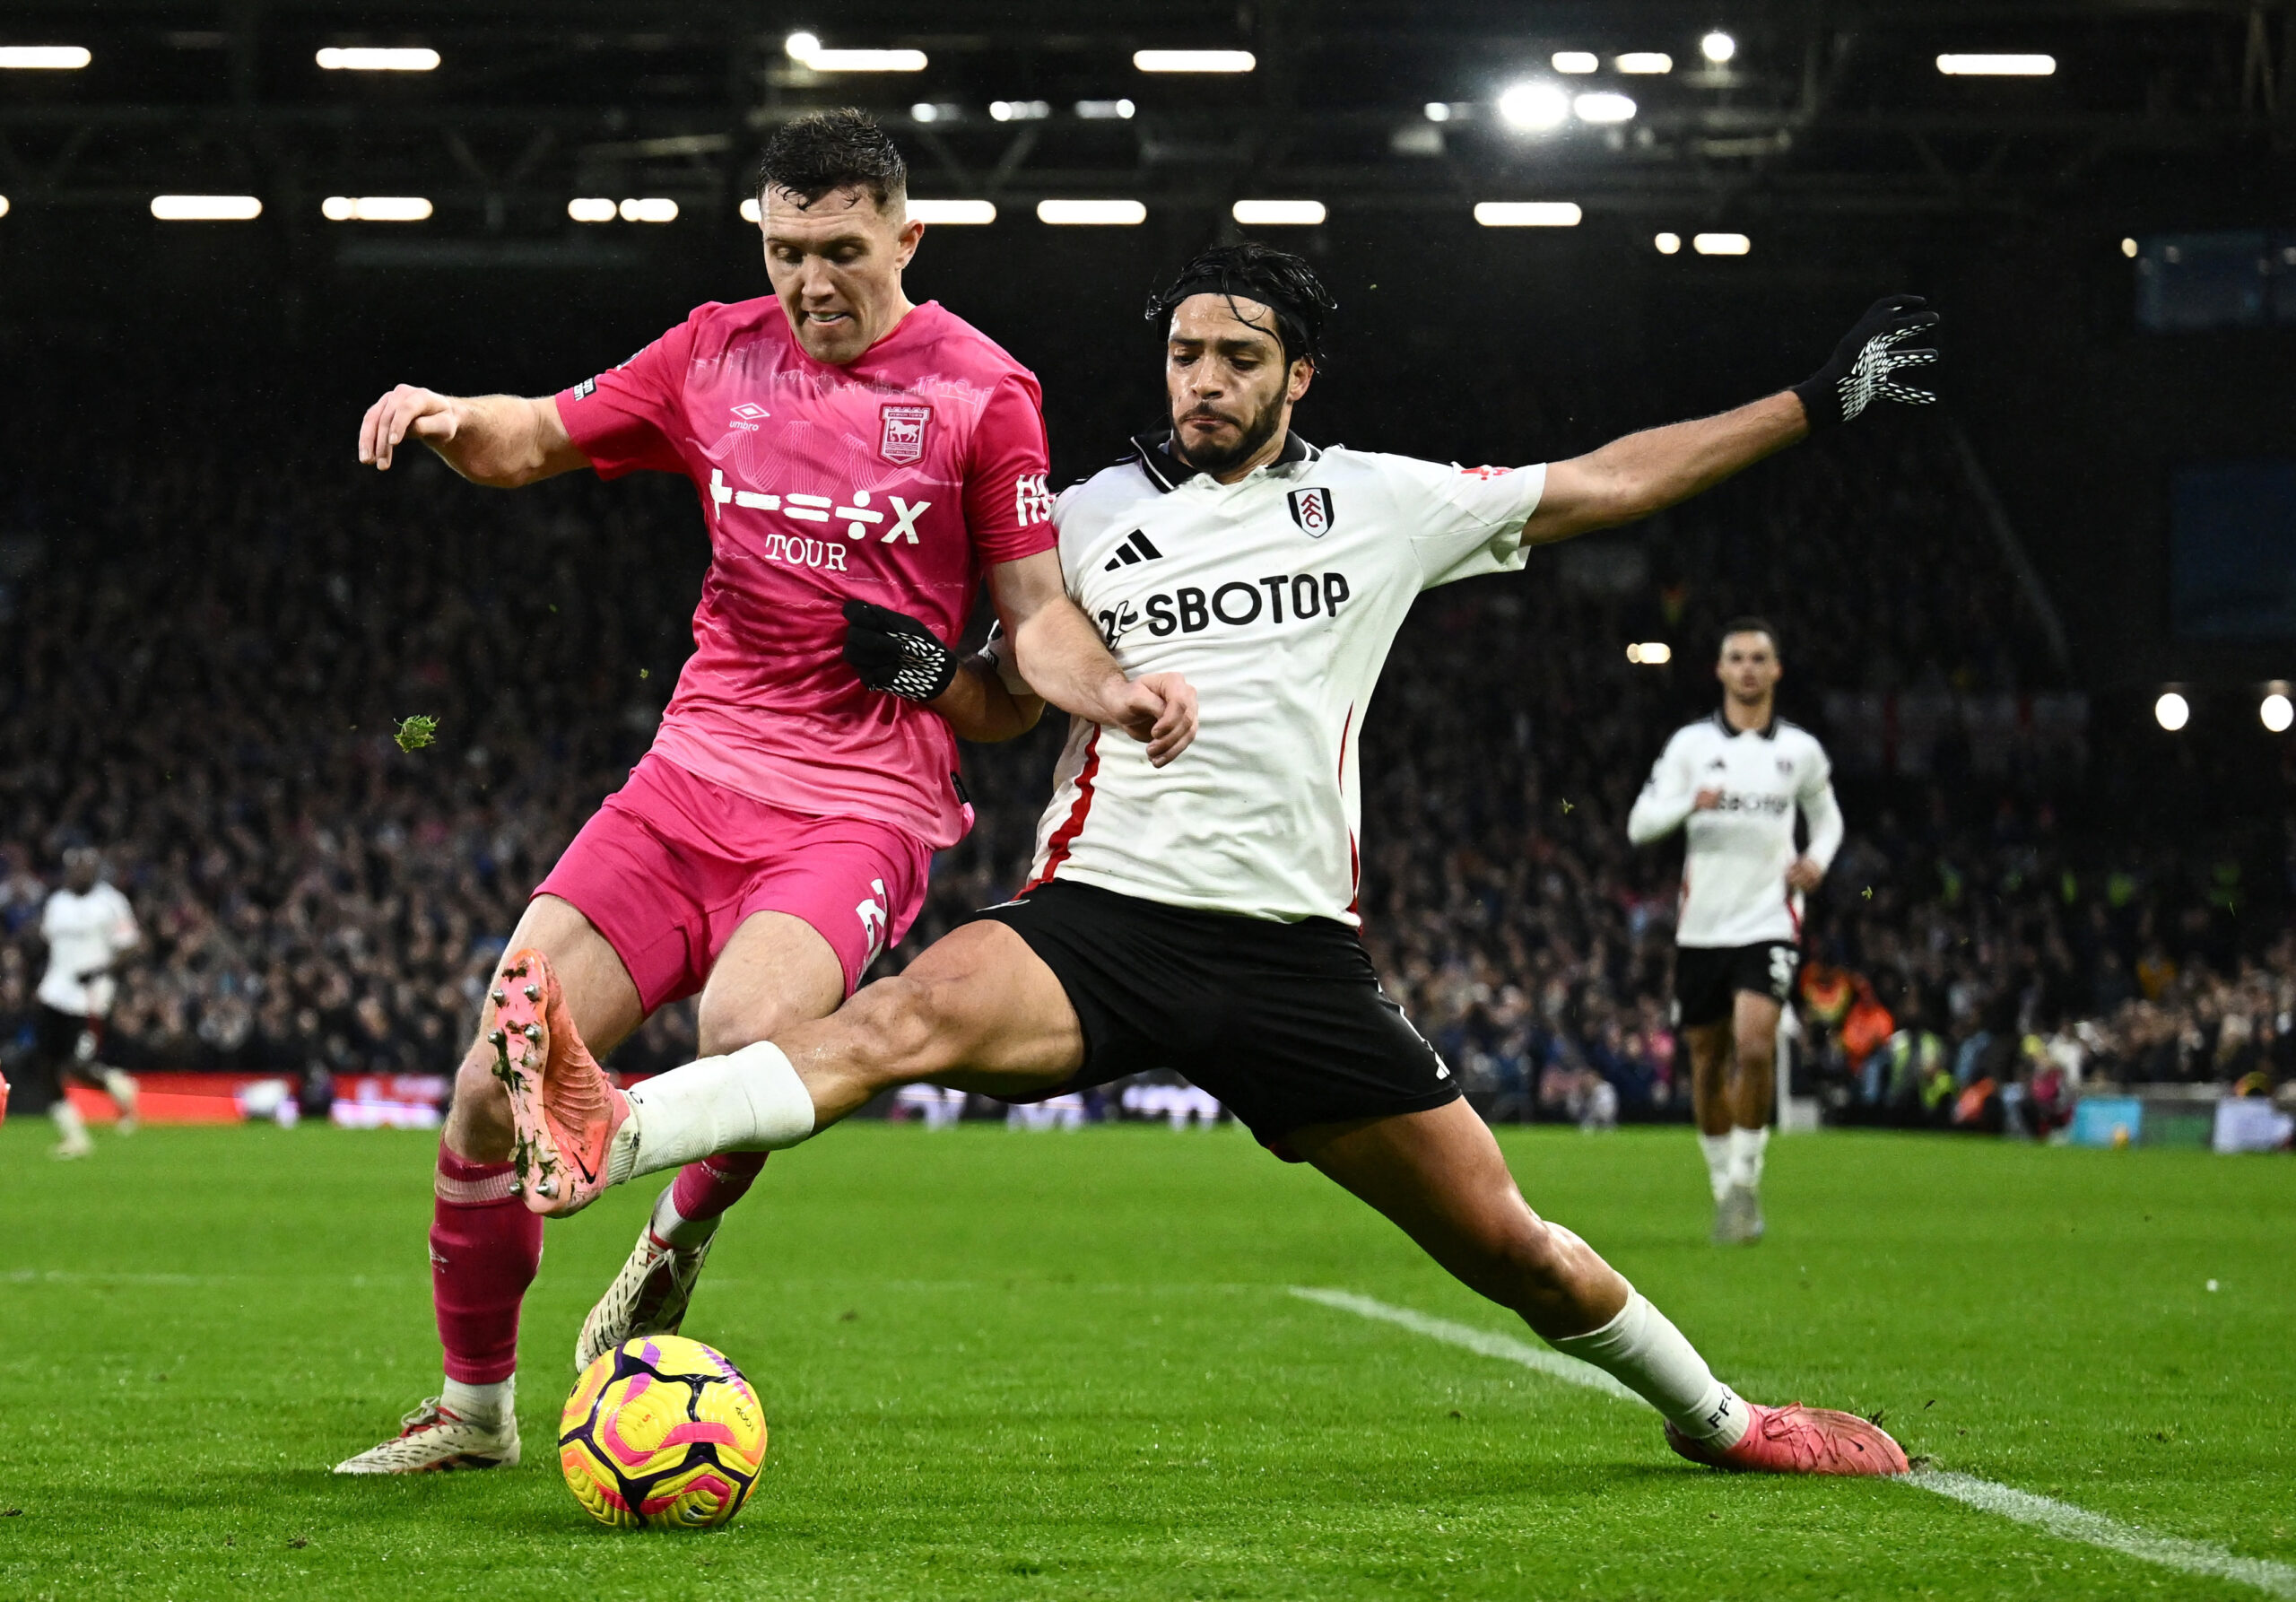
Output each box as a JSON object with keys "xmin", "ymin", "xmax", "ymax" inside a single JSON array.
[{"xmin": 559, "ymin": 1336, "xmax": 768, "ymax": 1529}]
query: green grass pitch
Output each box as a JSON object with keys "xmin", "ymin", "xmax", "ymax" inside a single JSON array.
[{"xmin": 0, "ymin": 1119, "xmax": 2288, "ymax": 1600}]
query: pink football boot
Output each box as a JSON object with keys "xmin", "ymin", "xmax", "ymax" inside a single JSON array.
[
  {"xmin": 490, "ymin": 948, "xmax": 629, "ymax": 1219},
  {"xmin": 1666, "ymin": 1402, "xmax": 1909, "ymax": 1476}
]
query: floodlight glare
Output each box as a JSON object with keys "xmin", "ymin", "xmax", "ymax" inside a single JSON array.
[
  {"xmin": 620, "ymin": 197, "xmax": 678, "ymax": 223},
  {"xmin": 1573, "ymin": 91, "xmax": 1638, "ymax": 123},
  {"xmin": 2120, "ymin": 237, "xmax": 2137, "ymax": 258},
  {"xmin": 315, "ymin": 47, "xmax": 439, "ymax": 71},
  {"xmin": 1474, "ymin": 202, "xmax": 1582, "ymax": 227},
  {"xmin": 1075, "ymin": 99, "xmax": 1135, "ymax": 118},
  {"xmin": 784, "ymin": 32, "xmax": 821, "ymax": 59},
  {"xmin": 1232, "ymin": 199, "xmax": 1326, "ymax": 226},
  {"xmin": 2262, "ymin": 692, "xmax": 2293, "ymax": 734},
  {"xmin": 989, "ymin": 100, "xmax": 1050, "ymax": 121},
  {"xmin": 1936, "ymin": 54, "xmax": 2056, "ymax": 75},
  {"xmin": 1693, "ymin": 231, "xmax": 1751, "ymax": 255},
  {"xmin": 1552, "ymin": 52, "xmax": 1599, "ymax": 74},
  {"xmin": 2153, "ymin": 692, "xmax": 2190, "ymax": 732},
  {"xmin": 0, "ymin": 196, "xmax": 10, "ymax": 218},
  {"xmin": 0, "ymin": 46, "xmax": 91, "ymax": 69},
  {"xmin": 1498, "ymin": 82, "xmax": 1570, "ymax": 130},
  {"xmin": 1037, "ymin": 199, "xmax": 1146, "ymax": 224},
  {"xmin": 1615, "ymin": 53, "xmax": 1673, "ymax": 74},
  {"xmin": 1700, "ymin": 32, "xmax": 1736, "ymax": 64},
  {"xmin": 740, "ymin": 197, "xmax": 761, "ymax": 223},
  {"xmin": 1654, "ymin": 231, "xmax": 1682, "ymax": 254},
  {"xmin": 321, "ymin": 196, "xmax": 433, "ymax": 222},
  {"xmin": 568, "ymin": 197, "xmax": 617, "ymax": 223},
  {"xmin": 910, "ymin": 102, "xmax": 942, "ymax": 122},
  {"xmin": 908, "ymin": 199, "xmax": 996, "ymax": 224},
  {"xmin": 1626, "ymin": 642, "xmax": 1674, "ymax": 665},
  {"xmin": 1133, "ymin": 50, "xmax": 1255, "ymax": 73},
  {"xmin": 151, "ymin": 195, "xmax": 262, "ymax": 221},
  {"xmin": 1423, "ymin": 102, "xmax": 1454, "ymax": 123}
]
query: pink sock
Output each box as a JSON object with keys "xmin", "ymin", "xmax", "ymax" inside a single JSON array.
[
  {"xmin": 661, "ymin": 1153, "xmax": 770, "ymax": 1244},
  {"xmin": 430, "ymin": 1145, "xmax": 544, "ymax": 1385}
]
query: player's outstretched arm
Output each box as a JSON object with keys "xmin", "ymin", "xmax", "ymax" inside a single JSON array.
[
  {"xmin": 1524, "ymin": 295, "xmax": 1939, "ymax": 545},
  {"xmin": 840, "ymin": 600, "xmax": 1045, "ymax": 742},
  {"xmin": 989, "ymin": 553, "xmax": 1197, "ymax": 767},
  {"xmin": 356, "ymin": 386, "xmax": 590, "ymax": 487}
]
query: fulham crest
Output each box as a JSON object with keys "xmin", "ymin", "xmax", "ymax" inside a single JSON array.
[
  {"xmin": 879, "ymin": 404, "xmax": 933, "ymax": 466},
  {"xmin": 1287, "ymin": 486, "xmax": 1335, "ymax": 536}
]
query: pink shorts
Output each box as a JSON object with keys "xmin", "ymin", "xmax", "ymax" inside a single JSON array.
[{"xmin": 535, "ymin": 753, "xmax": 933, "ymax": 1011}]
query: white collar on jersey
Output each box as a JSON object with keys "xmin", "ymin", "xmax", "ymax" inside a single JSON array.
[
  {"xmin": 1126, "ymin": 429, "xmax": 1323, "ymax": 493},
  {"xmin": 1711, "ymin": 708, "xmax": 1781, "ymax": 741}
]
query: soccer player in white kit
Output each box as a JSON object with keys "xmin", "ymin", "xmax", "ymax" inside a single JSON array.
[
  {"xmin": 33, "ymin": 847, "xmax": 143, "ymax": 1158},
  {"xmin": 1629, "ymin": 623, "xmax": 1843, "ymax": 1244},
  {"xmin": 493, "ymin": 247, "xmax": 1941, "ymax": 1476}
]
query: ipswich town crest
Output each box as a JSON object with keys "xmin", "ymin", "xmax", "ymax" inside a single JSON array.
[
  {"xmin": 1286, "ymin": 486, "xmax": 1335, "ymax": 535},
  {"xmin": 879, "ymin": 404, "xmax": 933, "ymax": 465}
]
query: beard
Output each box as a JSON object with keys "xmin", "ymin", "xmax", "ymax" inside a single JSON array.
[{"xmin": 1169, "ymin": 387, "xmax": 1286, "ymax": 477}]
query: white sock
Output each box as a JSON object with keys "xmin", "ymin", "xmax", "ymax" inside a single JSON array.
[
  {"xmin": 610, "ymin": 1040, "xmax": 817, "ymax": 1184},
  {"xmin": 1728, "ymin": 1125, "xmax": 1769, "ymax": 1191},
  {"xmin": 1549, "ymin": 1292, "xmax": 1750, "ymax": 1449},
  {"xmin": 1698, "ymin": 1133, "xmax": 1733, "ymax": 1202},
  {"xmin": 101, "ymin": 1069, "xmax": 138, "ymax": 1113},
  {"xmin": 648, "ymin": 1185, "xmax": 720, "ymax": 1252},
  {"xmin": 441, "ymin": 1376, "xmax": 514, "ymax": 1430},
  {"xmin": 50, "ymin": 1099, "xmax": 89, "ymax": 1146}
]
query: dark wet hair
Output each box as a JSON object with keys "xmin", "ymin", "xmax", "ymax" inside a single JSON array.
[
  {"xmin": 1719, "ymin": 616, "xmax": 1780, "ymax": 657},
  {"xmin": 1144, "ymin": 242, "xmax": 1337, "ymax": 367},
  {"xmin": 754, "ymin": 109, "xmax": 908, "ymax": 210}
]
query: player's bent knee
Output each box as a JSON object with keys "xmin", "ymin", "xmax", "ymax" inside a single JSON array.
[{"xmin": 836, "ymin": 974, "xmax": 975, "ymax": 1083}]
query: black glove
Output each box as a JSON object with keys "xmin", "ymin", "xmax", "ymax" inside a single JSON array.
[
  {"xmin": 842, "ymin": 599, "xmax": 957, "ymax": 703},
  {"xmin": 1791, "ymin": 294, "xmax": 1940, "ymax": 431}
]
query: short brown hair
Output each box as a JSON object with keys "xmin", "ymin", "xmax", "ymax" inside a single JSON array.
[{"xmin": 754, "ymin": 109, "xmax": 908, "ymax": 210}]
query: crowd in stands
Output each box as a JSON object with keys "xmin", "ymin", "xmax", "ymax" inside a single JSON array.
[{"xmin": 3, "ymin": 405, "xmax": 2291, "ymax": 1131}]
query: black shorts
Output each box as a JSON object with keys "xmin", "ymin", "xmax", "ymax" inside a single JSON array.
[
  {"xmin": 970, "ymin": 879, "xmax": 1460, "ymax": 1153},
  {"xmin": 1673, "ymin": 943, "xmax": 1800, "ymax": 1030},
  {"xmin": 33, "ymin": 1005, "xmax": 101, "ymax": 1088}
]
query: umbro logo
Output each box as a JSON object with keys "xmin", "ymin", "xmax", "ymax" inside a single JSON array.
[
  {"xmin": 732, "ymin": 402, "xmax": 769, "ymax": 421},
  {"xmin": 1102, "ymin": 529, "xmax": 1165, "ymax": 571}
]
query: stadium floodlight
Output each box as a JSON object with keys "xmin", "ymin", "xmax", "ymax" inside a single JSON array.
[
  {"xmin": 1552, "ymin": 52, "xmax": 1599, "ymax": 74},
  {"xmin": 315, "ymin": 47, "xmax": 439, "ymax": 71},
  {"xmin": 784, "ymin": 33, "xmax": 926, "ymax": 71},
  {"xmin": 1133, "ymin": 50, "xmax": 1255, "ymax": 73},
  {"xmin": 2153, "ymin": 692, "xmax": 2190, "ymax": 732},
  {"xmin": 568, "ymin": 196, "xmax": 617, "ymax": 223},
  {"xmin": 741, "ymin": 196, "xmax": 761, "ymax": 222},
  {"xmin": 1936, "ymin": 54, "xmax": 2056, "ymax": 75},
  {"xmin": 0, "ymin": 46, "xmax": 91, "ymax": 69},
  {"xmin": 1497, "ymin": 83, "xmax": 1570, "ymax": 130},
  {"xmin": 620, "ymin": 197, "xmax": 678, "ymax": 223},
  {"xmin": 989, "ymin": 100, "xmax": 1051, "ymax": 121},
  {"xmin": 1232, "ymin": 199, "xmax": 1326, "ymax": 226},
  {"xmin": 1693, "ymin": 231, "xmax": 1751, "ymax": 255},
  {"xmin": 1423, "ymin": 102, "xmax": 1454, "ymax": 122},
  {"xmin": 0, "ymin": 196, "xmax": 9, "ymax": 219},
  {"xmin": 321, "ymin": 196, "xmax": 433, "ymax": 222},
  {"xmin": 1037, "ymin": 199, "xmax": 1146, "ymax": 224},
  {"xmin": 1654, "ymin": 231, "xmax": 1681, "ymax": 253},
  {"xmin": 1075, "ymin": 99, "xmax": 1135, "ymax": 118},
  {"xmin": 151, "ymin": 195, "xmax": 262, "ymax": 221},
  {"xmin": 909, "ymin": 102, "xmax": 944, "ymax": 122},
  {"xmin": 1626, "ymin": 642, "xmax": 1673, "ymax": 665},
  {"xmin": 2120, "ymin": 237, "xmax": 2137, "ymax": 258},
  {"xmin": 1474, "ymin": 202, "xmax": 1582, "ymax": 227},
  {"xmin": 2262, "ymin": 692, "xmax": 2293, "ymax": 733},
  {"xmin": 908, "ymin": 199, "xmax": 996, "ymax": 223},
  {"xmin": 1701, "ymin": 31, "xmax": 1737, "ymax": 64},
  {"xmin": 1615, "ymin": 52, "xmax": 1673, "ymax": 74},
  {"xmin": 1572, "ymin": 91, "xmax": 1638, "ymax": 123},
  {"xmin": 784, "ymin": 31, "xmax": 820, "ymax": 58}
]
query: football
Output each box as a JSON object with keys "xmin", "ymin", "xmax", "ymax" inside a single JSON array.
[{"xmin": 558, "ymin": 1336, "xmax": 768, "ymax": 1529}]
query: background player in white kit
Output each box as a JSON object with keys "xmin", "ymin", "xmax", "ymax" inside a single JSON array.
[
  {"xmin": 1629, "ymin": 622, "xmax": 1842, "ymax": 1244},
  {"xmin": 491, "ymin": 246, "xmax": 1943, "ymax": 1479},
  {"xmin": 33, "ymin": 847, "xmax": 143, "ymax": 1158}
]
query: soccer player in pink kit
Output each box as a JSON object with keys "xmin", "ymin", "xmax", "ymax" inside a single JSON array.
[{"xmin": 335, "ymin": 110, "xmax": 1193, "ymax": 1474}]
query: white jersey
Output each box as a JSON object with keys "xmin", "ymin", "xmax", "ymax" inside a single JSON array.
[
  {"xmin": 995, "ymin": 432, "xmax": 1546, "ymax": 924},
  {"xmin": 1626, "ymin": 713, "xmax": 1843, "ymax": 948},
  {"xmin": 38, "ymin": 881, "xmax": 139, "ymax": 1016}
]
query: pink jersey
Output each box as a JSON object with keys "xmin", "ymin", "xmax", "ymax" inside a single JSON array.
[{"xmin": 555, "ymin": 297, "xmax": 1056, "ymax": 848}]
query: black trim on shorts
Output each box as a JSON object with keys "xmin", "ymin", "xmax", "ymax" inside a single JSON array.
[
  {"xmin": 1673, "ymin": 941, "xmax": 1800, "ymax": 1030},
  {"xmin": 970, "ymin": 878, "xmax": 1459, "ymax": 1151}
]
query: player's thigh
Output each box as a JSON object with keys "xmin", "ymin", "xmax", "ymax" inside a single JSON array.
[
  {"xmin": 1290, "ymin": 1101, "xmax": 1554, "ymax": 1288},
  {"xmin": 693, "ymin": 910, "xmax": 848, "ymax": 1056},
  {"xmin": 1729, "ymin": 988, "xmax": 1784, "ymax": 1061},
  {"xmin": 452, "ymin": 894, "xmax": 645, "ymax": 1135}
]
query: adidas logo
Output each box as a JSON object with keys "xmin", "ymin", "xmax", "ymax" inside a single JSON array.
[{"xmin": 1102, "ymin": 530, "xmax": 1164, "ymax": 571}]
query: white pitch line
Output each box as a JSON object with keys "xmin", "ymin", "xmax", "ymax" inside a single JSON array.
[{"xmin": 1291, "ymin": 1286, "xmax": 2296, "ymax": 1598}]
